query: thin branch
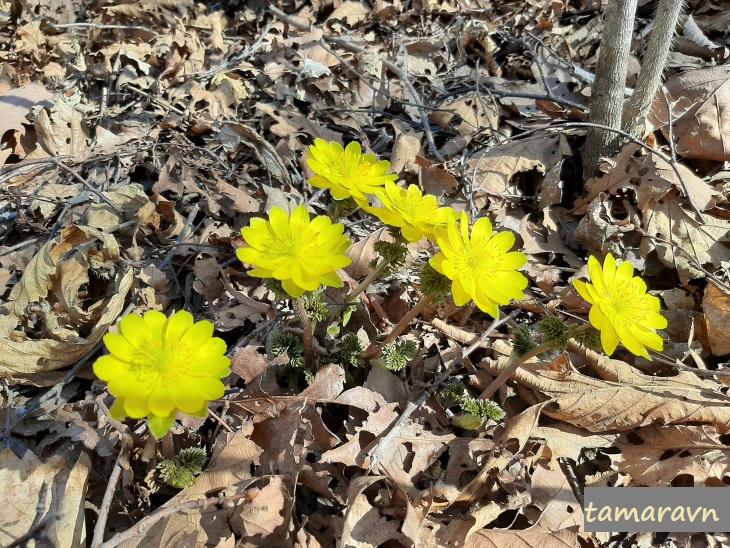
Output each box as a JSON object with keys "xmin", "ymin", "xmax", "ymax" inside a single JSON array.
[
  {"xmin": 47, "ymin": 22, "xmax": 153, "ymax": 32},
  {"xmin": 91, "ymin": 436, "xmax": 131, "ymax": 547}
]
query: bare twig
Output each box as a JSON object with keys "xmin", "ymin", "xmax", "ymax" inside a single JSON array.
[
  {"xmin": 52, "ymin": 159, "xmax": 124, "ymax": 216},
  {"xmin": 92, "ymin": 435, "xmax": 132, "ymax": 547},
  {"xmin": 47, "ymin": 22, "xmax": 153, "ymax": 32}
]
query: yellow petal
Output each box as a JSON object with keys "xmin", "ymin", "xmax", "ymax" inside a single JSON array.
[
  {"xmin": 573, "ymin": 279, "xmax": 596, "ymax": 305},
  {"xmin": 451, "ymin": 278, "xmax": 471, "ymax": 306},
  {"xmin": 615, "ymin": 258, "xmax": 634, "ymax": 282},
  {"xmin": 148, "ymin": 385, "xmax": 177, "ymax": 417},
  {"xmin": 165, "ymin": 310, "xmax": 194, "ymax": 345},
  {"xmin": 94, "ymin": 355, "xmax": 130, "ymax": 381},
  {"xmin": 282, "ymin": 278, "xmax": 305, "ymax": 298},
  {"xmin": 602, "ymin": 253, "xmax": 617, "ymax": 287},
  {"xmin": 587, "ymin": 255, "xmax": 606, "ymax": 295},
  {"xmin": 102, "ymin": 333, "xmax": 136, "ymax": 361},
  {"xmin": 109, "ymin": 398, "xmax": 128, "ymax": 420},
  {"xmin": 599, "ymin": 323, "xmax": 620, "ymax": 356},
  {"xmin": 180, "ymin": 320, "xmax": 214, "ymax": 349}
]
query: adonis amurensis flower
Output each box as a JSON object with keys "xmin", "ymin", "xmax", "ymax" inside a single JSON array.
[
  {"xmin": 573, "ymin": 253, "xmax": 667, "ymax": 360},
  {"xmin": 430, "ymin": 211, "xmax": 528, "ymax": 318},
  {"xmin": 94, "ymin": 311, "xmax": 231, "ymax": 439},
  {"xmin": 238, "ymin": 205, "xmax": 352, "ymax": 298},
  {"xmin": 362, "ymin": 181, "xmax": 459, "ymax": 242},
  {"xmin": 306, "ymin": 139, "xmax": 398, "ymax": 202}
]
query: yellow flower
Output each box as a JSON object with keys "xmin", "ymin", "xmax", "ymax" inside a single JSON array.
[
  {"xmin": 237, "ymin": 205, "xmax": 352, "ymax": 298},
  {"xmin": 573, "ymin": 254, "xmax": 667, "ymax": 359},
  {"xmin": 94, "ymin": 311, "xmax": 231, "ymax": 439},
  {"xmin": 362, "ymin": 181, "xmax": 459, "ymax": 242},
  {"xmin": 430, "ymin": 211, "xmax": 528, "ymax": 317},
  {"xmin": 306, "ymin": 139, "xmax": 398, "ymax": 202}
]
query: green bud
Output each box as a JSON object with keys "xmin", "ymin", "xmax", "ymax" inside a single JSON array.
[
  {"xmin": 339, "ymin": 333, "xmax": 365, "ymax": 368},
  {"xmin": 373, "ymin": 240, "xmax": 407, "ymax": 270},
  {"xmin": 299, "ymin": 290, "xmax": 329, "ymax": 324},
  {"xmin": 420, "ymin": 262, "xmax": 451, "ymax": 297},
  {"xmin": 380, "ymin": 339, "xmax": 418, "ymax": 371},
  {"xmin": 158, "ymin": 447, "xmax": 207, "ymax": 489},
  {"xmin": 512, "ymin": 323, "xmax": 538, "ymax": 356},
  {"xmin": 271, "ymin": 332, "xmax": 304, "ymax": 364},
  {"xmin": 329, "ymin": 197, "xmax": 360, "ymax": 220},
  {"xmin": 538, "ymin": 316, "xmax": 568, "ymax": 351},
  {"xmin": 571, "ymin": 326, "xmax": 602, "ymax": 352},
  {"xmin": 460, "ymin": 396, "xmax": 506, "ymax": 422}
]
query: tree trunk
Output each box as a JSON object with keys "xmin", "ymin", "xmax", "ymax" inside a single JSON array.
[
  {"xmin": 622, "ymin": 0, "xmax": 687, "ymax": 138},
  {"xmin": 582, "ymin": 0, "xmax": 638, "ymax": 181}
]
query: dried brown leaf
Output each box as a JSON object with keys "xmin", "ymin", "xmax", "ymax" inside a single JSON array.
[
  {"xmin": 219, "ymin": 122, "xmax": 292, "ymax": 186},
  {"xmin": 467, "ymin": 135, "xmax": 560, "ymax": 209},
  {"xmin": 651, "ymin": 65, "xmax": 730, "ymax": 160},
  {"xmin": 701, "ymin": 282, "xmax": 730, "ymax": 356},
  {"xmin": 0, "ymin": 449, "xmax": 90, "ymax": 548}
]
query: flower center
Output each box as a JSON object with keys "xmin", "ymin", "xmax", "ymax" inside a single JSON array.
[
  {"xmin": 600, "ymin": 281, "xmax": 646, "ymax": 327},
  {"xmin": 131, "ymin": 341, "xmax": 192, "ymax": 386},
  {"xmin": 330, "ymin": 156, "xmax": 368, "ymax": 184},
  {"xmin": 272, "ymin": 227, "xmax": 317, "ymax": 261},
  {"xmin": 455, "ymin": 241, "xmax": 501, "ymax": 282}
]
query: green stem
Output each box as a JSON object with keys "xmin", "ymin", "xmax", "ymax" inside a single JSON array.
[
  {"xmin": 481, "ymin": 323, "xmax": 592, "ymax": 400},
  {"xmin": 295, "ymin": 298, "xmax": 315, "ymax": 371},
  {"xmin": 345, "ymin": 257, "xmax": 391, "ymax": 303}
]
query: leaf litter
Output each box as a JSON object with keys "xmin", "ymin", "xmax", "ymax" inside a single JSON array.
[{"xmin": 3, "ymin": 0, "xmax": 730, "ymax": 547}]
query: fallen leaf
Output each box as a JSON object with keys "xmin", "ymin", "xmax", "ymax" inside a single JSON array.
[
  {"xmin": 702, "ymin": 282, "xmax": 730, "ymax": 356},
  {"xmin": 0, "ymin": 449, "xmax": 90, "ymax": 548}
]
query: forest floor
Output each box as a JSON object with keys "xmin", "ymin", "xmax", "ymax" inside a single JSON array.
[{"xmin": 2, "ymin": 0, "xmax": 730, "ymax": 546}]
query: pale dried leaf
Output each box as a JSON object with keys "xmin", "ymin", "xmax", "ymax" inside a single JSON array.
[
  {"xmin": 613, "ymin": 424, "xmax": 730, "ymax": 486},
  {"xmin": 0, "ymin": 449, "xmax": 90, "ymax": 548},
  {"xmin": 641, "ymin": 192, "xmax": 730, "ymax": 281},
  {"xmin": 340, "ymin": 476, "xmax": 411, "ymax": 548},
  {"xmin": 651, "ymin": 65, "xmax": 730, "ymax": 160},
  {"xmin": 467, "ymin": 135, "xmax": 560, "ymax": 209}
]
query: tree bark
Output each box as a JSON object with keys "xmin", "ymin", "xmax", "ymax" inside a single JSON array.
[
  {"xmin": 622, "ymin": 0, "xmax": 687, "ymax": 138},
  {"xmin": 582, "ymin": 0, "xmax": 638, "ymax": 181}
]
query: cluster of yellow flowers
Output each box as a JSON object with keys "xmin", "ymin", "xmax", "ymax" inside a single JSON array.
[{"xmin": 94, "ymin": 139, "xmax": 667, "ymax": 439}]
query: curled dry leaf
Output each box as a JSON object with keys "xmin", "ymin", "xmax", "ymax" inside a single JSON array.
[
  {"xmin": 0, "ymin": 225, "xmax": 133, "ymax": 385},
  {"xmin": 640, "ymin": 191, "xmax": 730, "ymax": 281},
  {"xmin": 613, "ymin": 424, "xmax": 730, "ymax": 486},
  {"xmin": 484, "ymin": 353, "xmax": 730, "ymax": 433},
  {"xmin": 85, "ymin": 183, "xmax": 159, "ymax": 231}
]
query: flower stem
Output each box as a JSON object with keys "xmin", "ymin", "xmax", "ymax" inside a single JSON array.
[
  {"xmin": 294, "ymin": 298, "xmax": 315, "ymax": 371},
  {"xmin": 481, "ymin": 323, "xmax": 593, "ymax": 399},
  {"xmin": 383, "ymin": 293, "xmax": 437, "ymax": 346},
  {"xmin": 345, "ymin": 257, "xmax": 391, "ymax": 303}
]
